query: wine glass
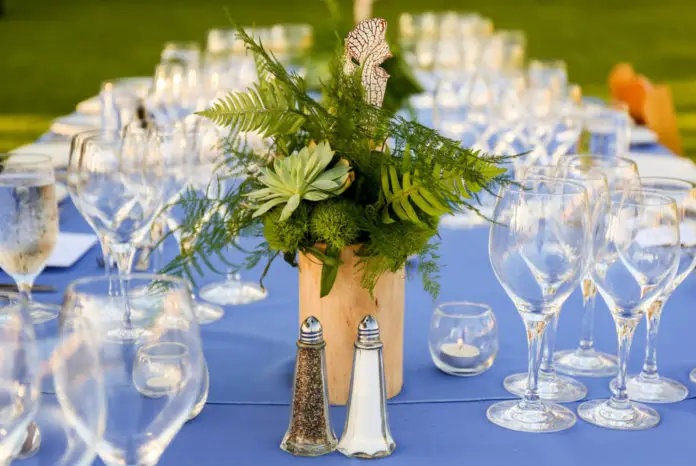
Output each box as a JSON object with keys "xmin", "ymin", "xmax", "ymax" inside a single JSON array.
[
  {"xmin": 61, "ymin": 274, "xmax": 205, "ymax": 466},
  {"xmin": 578, "ymin": 189, "xmax": 680, "ymax": 430},
  {"xmin": 144, "ymin": 118, "xmax": 225, "ymax": 324},
  {"xmin": 610, "ymin": 177, "xmax": 696, "ymax": 403},
  {"xmin": 26, "ymin": 312, "xmax": 105, "ymax": 466},
  {"xmin": 504, "ymin": 165, "xmax": 609, "ymax": 402},
  {"xmin": 487, "ymin": 178, "xmax": 590, "ymax": 433},
  {"xmin": 67, "ymin": 131, "xmax": 165, "ymax": 275},
  {"xmin": 0, "ymin": 154, "xmax": 60, "ymax": 323},
  {"xmin": 68, "ymin": 130, "xmax": 114, "ymax": 277},
  {"xmin": 0, "ymin": 292, "xmax": 40, "ymax": 465},
  {"xmin": 554, "ymin": 154, "xmax": 640, "ymax": 377},
  {"xmin": 197, "ymin": 134, "xmax": 269, "ymax": 307}
]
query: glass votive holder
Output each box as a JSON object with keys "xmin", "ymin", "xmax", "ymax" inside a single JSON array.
[{"xmin": 429, "ymin": 302, "xmax": 498, "ymax": 376}]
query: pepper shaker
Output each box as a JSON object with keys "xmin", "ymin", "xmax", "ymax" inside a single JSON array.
[
  {"xmin": 280, "ymin": 316, "xmax": 337, "ymax": 456},
  {"xmin": 338, "ymin": 315, "xmax": 396, "ymax": 458}
]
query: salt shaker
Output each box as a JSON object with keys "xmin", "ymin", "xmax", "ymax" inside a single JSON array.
[
  {"xmin": 338, "ymin": 315, "xmax": 396, "ymax": 459},
  {"xmin": 280, "ymin": 316, "xmax": 337, "ymax": 456}
]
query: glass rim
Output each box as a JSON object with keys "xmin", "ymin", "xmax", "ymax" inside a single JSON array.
[
  {"xmin": 138, "ymin": 341, "xmax": 189, "ymax": 359},
  {"xmin": 521, "ymin": 165, "xmax": 608, "ymax": 183},
  {"xmin": 610, "ymin": 189, "xmax": 677, "ymax": 208},
  {"xmin": 65, "ymin": 273, "xmax": 191, "ymax": 294},
  {"xmin": 435, "ymin": 301, "xmax": 493, "ymax": 318},
  {"xmin": 566, "ymin": 154, "xmax": 637, "ymax": 168},
  {"xmin": 500, "ymin": 177, "xmax": 587, "ymax": 196},
  {"xmin": 639, "ymin": 176, "xmax": 696, "ymax": 192}
]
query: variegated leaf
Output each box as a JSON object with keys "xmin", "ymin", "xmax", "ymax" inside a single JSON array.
[{"xmin": 344, "ymin": 18, "xmax": 392, "ymax": 107}]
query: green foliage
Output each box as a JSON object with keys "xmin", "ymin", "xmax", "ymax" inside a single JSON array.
[
  {"xmin": 264, "ymin": 204, "xmax": 309, "ymax": 253},
  {"xmin": 309, "ymin": 199, "xmax": 361, "ymax": 250},
  {"xmin": 198, "ymin": 81, "xmax": 306, "ymax": 137},
  {"xmin": 165, "ymin": 22, "xmax": 513, "ymax": 299},
  {"xmin": 357, "ymin": 221, "xmax": 437, "ymax": 294},
  {"xmin": 245, "ymin": 141, "xmax": 352, "ymax": 221}
]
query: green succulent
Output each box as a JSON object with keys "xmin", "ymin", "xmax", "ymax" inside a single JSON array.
[{"xmin": 244, "ymin": 141, "xmax": 353, "ymax": 221}]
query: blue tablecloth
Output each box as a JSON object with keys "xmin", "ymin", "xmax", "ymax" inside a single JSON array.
[{"xmin": 11, "ymin": 137, "xmax": 696, "ymax": 465}]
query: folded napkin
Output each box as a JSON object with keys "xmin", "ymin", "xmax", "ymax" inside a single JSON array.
[{"xmin": 608, "ymin": 63, "xmax": 683, "ymax": 155}]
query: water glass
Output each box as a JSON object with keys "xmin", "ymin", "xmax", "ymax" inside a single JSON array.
[
  {"xmin": 580, "ymin": 105, "xmax": 631, "ymax": 156},
  {"xmin": 429, "ymin": 302, "xmax": 498, "ymax": 376},
  {"xmin": 0, "ymin": 154, "xmax": 60, "ymax": 323},
  {"xmin": 578, "ymin": 189, "xmax": 680, "ymax": 430},
  {"xmin": 0, "ymin": 292, "xmax": 40, "ymax": 464},
  {"xmin": 33, "ymin": 313, "xmax": 105, "ymax": 466},
  {"xmin": 528, "ymin": 60, "xmax": 568, "ymax": 101},
  {"xmin": 161, "ymin": 41, "xmax": 201, "ymax": 68},
  {"xmin": 67, "ymin": 131, "xmax": 165, "ymax": 274},
  {"xmin": 487, "ymin": 178, "xmax": 590, "ymax": 433},
  {"xmin": 617, "ymin": 177, "xmax": 696, "ymax": 403},
  {"xmin": 61, "ymin": 274, "xmax": 205, "ymax": 466}
]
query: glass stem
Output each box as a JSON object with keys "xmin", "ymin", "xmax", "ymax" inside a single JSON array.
[
  {"xmin": 520, "ymin": 313, "xmax": 551, "ymax": 407},
  {"xmin": 608, "ymin": 313, "xmax": 640, "ymax": 409},
  {"xmin": 539, "ymin": 312, "xmax": 558, "ymax": 376},
  {"xmin": 110, "ymin": 242, "xmax": 135, "ymax": 331},
  {"xmin": 578, "ymin": 277, "xmax": 597, "ymax": 352},
  {"xmin": 16, "ymin": 281, "xmax": 34, "ymax": 306},
  {"xmin": 640, "ymin": 294, "xmax": 669, "ymax": 379}
]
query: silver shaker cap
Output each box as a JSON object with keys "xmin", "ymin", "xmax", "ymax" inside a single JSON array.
[
  {"xmin": 357, "ymin": 315, "xmax": 381, "ymax": 344},
  {"xmin": 300, "ymin": 316, "xmax": 324, "ymax": 344}
]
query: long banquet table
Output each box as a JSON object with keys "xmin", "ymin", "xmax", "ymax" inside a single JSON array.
[{"xmin": 8, "ymin": 135, "xmax": 696, "ymax": 465}]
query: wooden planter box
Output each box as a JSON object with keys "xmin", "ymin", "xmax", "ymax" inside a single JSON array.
[{"xmin": 298, "ymin": 246, "xmax": 405, "ymax": 405}]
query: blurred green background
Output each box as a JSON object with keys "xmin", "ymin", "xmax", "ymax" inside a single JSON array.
[{"xmin": 1, "ymin": 0, "xmax": 696, "ymax": 155}]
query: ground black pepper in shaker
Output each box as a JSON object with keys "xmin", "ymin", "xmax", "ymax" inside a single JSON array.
[{"xmin": 280, "ymin": 316, "xmax": 337, "ymax": 456}]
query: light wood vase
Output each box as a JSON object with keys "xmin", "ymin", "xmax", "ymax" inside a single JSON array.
[{"xmin": 298, "ymin": 246, "xmax": 405, "ymax": 405}]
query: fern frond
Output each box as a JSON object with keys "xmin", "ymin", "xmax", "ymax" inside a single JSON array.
[
  {"xmin": 198, "ymin": 81, "xmax": 306, "ymax": 137},
  {"xmin": 380, "ymin": 165, "xmax": 457, "ymax": 223}
]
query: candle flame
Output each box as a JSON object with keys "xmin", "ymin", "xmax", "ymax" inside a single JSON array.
[{"xmin": 457, "ymin": 337, "xmax": 464, "ymax": 348}]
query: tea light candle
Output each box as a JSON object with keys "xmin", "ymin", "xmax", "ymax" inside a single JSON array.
[{"xmin": 439, "ymin": 338, "xmax": 481, "ymax": 369}]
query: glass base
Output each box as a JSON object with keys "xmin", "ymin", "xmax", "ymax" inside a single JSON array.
[
  {"xmin": 28, "ymin": 302, "xmax": 60, "ymax": 325},
  {"xmin": 487, "ymin": 399, "xmax": 576, "ymax": 433},
  {"xmin": 193, "ymin": 300, "xmax": 224, "ymax": 325},
  {"xmin": 577, "ymin": 398, "xmax": 660, "ymax": 430},
  {"xmin": 199, "ymin": 280, "xmax": 268, "ymax": 306},
  {"xmin": 691, "ymin": 368, "xmax": 696, "ymax": 384},
  {"xmin": 609, "ymin": 374, "xmax": 688, "ymax": 404},
  {"xmin": 554, "ymin": 348, "xmax": 618, "ymax": 378},
  {"xmin": 504, "ymin": 371, "xmax": 587, "ymax": 403}
]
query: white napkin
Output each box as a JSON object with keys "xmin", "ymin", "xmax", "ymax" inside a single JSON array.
[
  {"xmin": 11, "ymin": 141, "xmax": 71, "ymax": 169},
  {"xmin": 47, "ymin": 233, "xmax": 98, "ymax": 268},
  {"xmin": 627, "ymin": 152, "xmax": 696, "ymax": 182}
]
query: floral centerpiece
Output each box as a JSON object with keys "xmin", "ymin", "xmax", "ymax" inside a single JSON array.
[{"xmin": 166, "ymin": 18, "xmax": 510, "ymax": 403}]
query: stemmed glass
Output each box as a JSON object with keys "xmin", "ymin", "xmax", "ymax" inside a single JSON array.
[
  {"xmin": 197, "ymin": 134, "xmax": 269, "ymax": 307},
  {"xmin": 30, "ymin": 313, "xmax": 105, "ymax": 466},
  {"xmin": 0, "ymin": 292, "xmax": 40, "ymax": 465},
  {"xmin": 68, "ymin": 130, "xmax": 114, "ymax": 277},
  {"xmin": 554, "ymin": 154, "xmax": 640, "ymax": 377},
  {"xmin": 488, "ymin": 178, "xmax": 590, "ymax": 432},
  {"xmin": 0, "ymin": 154, "xmax": 60, "ymax": 323},
  {"xmin": 611, "ymin": 177, "xmax": 696, "ymax": 403},
  {"xmin": 148, "ymin": 118, "xmax": 226, "ymax": 324},
  {"xmin": 61, "ymin": 274, "xmax": 205, "ymax": 466},
  {"xmin": 578, "ymin": 190, "xmax": 680, "ymax": 430},
  {"xmin": 504, "ymin": 165, "xmax": 609, "ymax": 402},
  {"xmin": 67, "ymin": 131, "xmax": 165, "ymax": 275}
]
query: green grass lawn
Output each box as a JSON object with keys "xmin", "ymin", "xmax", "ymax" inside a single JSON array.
[{"xmin": 2, "ymin": 0, "xmax": 696, "ymax": 155}]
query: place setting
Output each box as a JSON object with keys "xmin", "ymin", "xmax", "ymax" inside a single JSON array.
[{"xmin": 3, "ymin": 2, "xmax": 696, "ymax": 465}]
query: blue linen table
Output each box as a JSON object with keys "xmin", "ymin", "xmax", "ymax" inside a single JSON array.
[{"xmin": 10, "ymin": 138, "xmax": 696, "ymax": 465}]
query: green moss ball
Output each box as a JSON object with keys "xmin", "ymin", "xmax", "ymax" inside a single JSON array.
[
  {"xmin": 264, "ymin": 204, "xmax": 309, "ymax": 252},
  {"xmin": 309, "ymin": 200, "xmax": 361, "ymax": 250}
]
